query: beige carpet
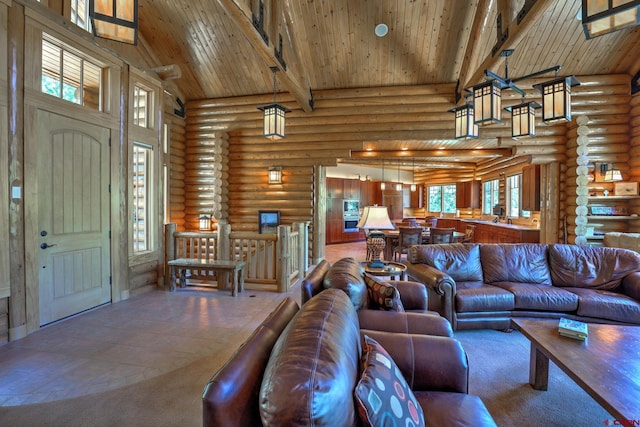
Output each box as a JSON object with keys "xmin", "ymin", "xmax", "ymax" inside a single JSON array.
[{"xmin": 0, "ymin": 320, "xmax": 619, "ymax": 426}]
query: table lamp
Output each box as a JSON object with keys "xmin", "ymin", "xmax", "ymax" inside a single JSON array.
[{"xmin": 357, "ymin": 205, "xmax": 395, "ymax": 268}]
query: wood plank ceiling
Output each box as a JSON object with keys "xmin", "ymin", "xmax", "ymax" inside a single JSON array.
[{"xmin": 138, "ymin": 0, "xmax": 640, "ymax": 171}]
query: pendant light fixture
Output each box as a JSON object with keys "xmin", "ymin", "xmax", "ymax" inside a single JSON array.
[
  {"xmin": 257, "ymin": 67, "xmax": 290, "ymax": 140},
  {"xmin": 449, "ymin": 96, "xmax": 479, "ymax": 139},
  {"xmin": 89, "ymin": 0, "xmax": 139, "ymax": 45},
  {"xmin": 410, "ymin": 158, "xmax": 416, "ymax": 192},
  {"xmin": 504, "ymin": 100, "xmax": 540, "ymax": 138},
  {"xmin": 456, "ymin": 49, "xmax": 579, "ymax": 139},
  {"xmin": 395, "ymin": 163, "xmax": 402, "ymax": 191},
  {"xmin": 380, "ymin": 158, "xmax": 386, "ymax": 190},
  {"xmin": 581, "ymin": 0, "xmax": 640, "ymax": 39}
]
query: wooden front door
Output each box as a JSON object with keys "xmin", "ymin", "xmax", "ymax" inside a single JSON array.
[{"xmin": 36, "ymin": 111, "xmax": 111, "ymax": 325}]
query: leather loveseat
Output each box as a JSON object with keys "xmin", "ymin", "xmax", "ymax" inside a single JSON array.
[
  {"xmin": 202, "ymin": 289, "xmax": 497, "ymax": 426},
  {"xmin": 405, "ymin": 243, "xmax": 640, "ymax": 330},
  {"xmin": 301, "ymin": 257, "xmax": 453, "ymax": 337}
]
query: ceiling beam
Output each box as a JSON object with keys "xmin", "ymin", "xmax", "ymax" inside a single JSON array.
[
  {"xmin": 460, "ymin": 0, "xmax": 556, "ymax": 93},
  {"xmin": 215, "ymin": 0, "xmax": 314, "ymax": 113},
  {"xmin": 350, "ymin": 149, "xmax": 512, "ymax": 159}
]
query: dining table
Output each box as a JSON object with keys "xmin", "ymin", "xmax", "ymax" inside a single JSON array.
[{"xmin": 381, "ymin": 229, "xmax": 465, "ymax": 261}]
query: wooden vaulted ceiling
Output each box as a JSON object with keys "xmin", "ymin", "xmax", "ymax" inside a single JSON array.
[{"xmin": 138, "ymin": 0, "xmax": 640, "ymax": 171}]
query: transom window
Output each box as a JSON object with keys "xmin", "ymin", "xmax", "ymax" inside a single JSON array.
[
  {"xmin": 483, "ymin": 179, "xmax": 500, "ymax": 215},
  {"xmin": 428, "ymin": 185, "xmax": 457, "ymax": 213},
  {"xmin": 41, "ymin": 36, "xmax": 103, "ymax": 111},
  {"xmin": 133, "ymin": 85, "xmax": 154, "ymax": 128},
  {"xmin": 71, "ymin": 0, "xmax": 91, "ymax": 32}
]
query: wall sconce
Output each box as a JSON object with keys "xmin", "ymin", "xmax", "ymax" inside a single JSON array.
[
  {"xmin": 89, "ymin": 0, "xmax": 138, "ymax": 45},
  {"xmin": 505, "ymin": 101, "xmax": 540, "ymax": 138},
  {"xmin": 581, "ymin": 0, "xmax": 640, "ymax": 39},
  {"xmin": 600, "ymin": 163, "xmax": 623, "ymax": 182},
  {"xmin": 257, "ymin": 67, "xmax": 290, "ymax": 140},
  {"xmin": 199, "ymin": 214, "xmax": 212, "ymax": 231},
  {"xmin": 268, "ymin": 166, "xmax": 283, "ymax": 184},
  {"xmin": 449, "ymin": 98, "xmax": 479, "ymax": 139}
]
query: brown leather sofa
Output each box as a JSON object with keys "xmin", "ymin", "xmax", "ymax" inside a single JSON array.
[
  {"xmin": 202, "ymin": 289, "xmax": 497, "ymax": 426},
  {"xmin": 301, "ymin": 257, "xmax": 453, "ymax": 337},
  {"xmin": 405, "ymin": 243, "xmax": 640, "ymax": 330}
]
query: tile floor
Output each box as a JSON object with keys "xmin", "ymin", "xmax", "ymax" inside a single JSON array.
[{"xmin": 0, "ymin": 242, "xmax": 367, "ymax": 406}]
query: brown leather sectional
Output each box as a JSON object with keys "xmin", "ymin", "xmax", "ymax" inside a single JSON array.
[
  {"xmin": 405, "ymin": 243, "xmax": 640, "ymax": 330},
  {"xmin": 202, "ymin": 289, "xmax": 497, "ymax": 426},
  {"xmin": 301, "ymin": 257, "xmax": 454, "ymax": 336}
]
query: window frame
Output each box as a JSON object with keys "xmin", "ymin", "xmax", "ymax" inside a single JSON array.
[
  {"xmin": 506, "ymin": 174, "xmax": 521, "ymax": 218},
  {"xmin": 483, "ymin": 179, "xmax": 500, "ymax": 215},
  {"xmin": 427, "ymin": 184, "xmax": 457, "ymax": 213}
]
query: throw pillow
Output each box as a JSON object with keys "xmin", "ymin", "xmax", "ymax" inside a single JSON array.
[
  {"xmin": 355, "ymin": 335, "xmax": 425, "ymax": 427},
  {"xmin": 364, "ymin": 273, "xmax": 405, "ymax": 312}
]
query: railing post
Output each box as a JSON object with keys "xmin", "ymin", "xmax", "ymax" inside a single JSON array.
[
  {"xmin": 295, "ymin": 222, "xmax": 305, "ymax": 279},
  {"xmin": 216, "ymin": 221, "xmax": 231, "ymax": 289},
  {"xmin": 277, "ymin": 225, "xmax": 291, "ymax": 292},
  {"xmin": 164, "ymin": 223, "xmax": 177, "ymax": 290}
]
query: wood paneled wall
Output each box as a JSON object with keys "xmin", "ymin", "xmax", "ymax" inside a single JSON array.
[{"xmin": 184, "ymin": 75, "xmax": 635, "ymax": 244}]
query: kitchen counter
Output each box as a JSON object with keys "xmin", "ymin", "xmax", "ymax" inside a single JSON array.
[{"xmin": 435, "ymin": 218, "xmax": 540, "ymax": 243}]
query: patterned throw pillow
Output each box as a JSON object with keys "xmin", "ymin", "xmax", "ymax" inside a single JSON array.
[
  {"xmin": 363, "ymin": 273, "xmax": 405, "ymax": 312},
  {"xmin": 355, "ymin": 335, "xmax": 425, "ymax": 427}
]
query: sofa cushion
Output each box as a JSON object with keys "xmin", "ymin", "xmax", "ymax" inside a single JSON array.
[
  {"xmin": 563, "ymin": 287, "xmax": 640, "ymax": 324},
  {"xmin": 323, "ymin": 257, "xmax": 368, "ymax": 310},
  {"xmin": 455, "ymin": 282, "xmax": 515, "ymax": 312},
  {"xmin": 364, "ymin": 273, "xmax": 405, "ymax": 312},
  {"xmin": 408, "ymin": 244, "xmax": 483, "ymax": 282},
  {"xmin": 490, "ymin": 282, "xmax": 578, "ymax": 311},
  {"xmin": 480, "ymin": 244, "xmax": 551, "ymax": 285},
  {"xmin": 355, "ymin": 335, "xmax": 425, "ymax": 427},
  {"xmin": 259, "ymin": 289, "xmax": 361, "ymax": 426},
  {"xmin": 549, "ymin": 244, "xmax": 640, "ymax": 290}
]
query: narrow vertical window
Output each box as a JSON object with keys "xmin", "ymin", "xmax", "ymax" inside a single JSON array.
[
  {"xmin": 506, "ymin": 175, "xmax": 521, "ymax": 218},
  {"xmin": 483, "ymin": 179, "xmax": 499, "ymax": 214},
  {"xmin": 133, "ymin": 143, "xmax": 153, "ymax": 253}
]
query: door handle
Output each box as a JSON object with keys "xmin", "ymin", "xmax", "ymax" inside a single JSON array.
[{"xmin": 40, "ymin": 243, "xmax": 57, "ymax": 249}]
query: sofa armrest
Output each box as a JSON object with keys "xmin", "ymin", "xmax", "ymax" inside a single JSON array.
[
  {"xmin": 405, "ymin": 262, "xmax": 456, "ymax": 324},
  {"xmin": 385, "ymin": 280, "xmax": 427, "ymax": 310},
  {"xmin": 358, "ymin": 310, "xmax": 453, "ymax": 337},
  {"xmin": 361, "ymin": 330, "xmax": 468, "ymax": 393},
  {"xmin": 622, "ymin": 271, "xmax": 640, "ymax": 301}
]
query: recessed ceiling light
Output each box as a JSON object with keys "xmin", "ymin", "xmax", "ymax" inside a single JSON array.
[
  {"xmin": 402, "ymin": 147, "xmax": 408, "ymax": 151},
  {"xmin": 375, "ymin": 23, "xmax": 388, "ymax": 37}
]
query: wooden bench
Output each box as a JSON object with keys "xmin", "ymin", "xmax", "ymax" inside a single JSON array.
[{"xmin": 167, "ymin": 258, "xmax": 246, "ymax": 296}]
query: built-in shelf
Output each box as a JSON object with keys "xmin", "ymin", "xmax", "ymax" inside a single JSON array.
[
  {"xmin": 587, "ymin": 215, "xmax": 638, "ymax": 220},
  {"xmin": 588, "ymin": 196, "xmax": 640, "ymax": 200}
]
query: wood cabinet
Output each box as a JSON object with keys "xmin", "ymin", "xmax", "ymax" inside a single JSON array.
[
  {"xmin": 522, "ymin": 165, "xmax": 541, "ymax": 211},
  {"xmin": 456, "ymin": 181, "xmax": 480, "ymax": 209},
  {"xmin": 343, "ymin": 179, "xmax": 360, "ymax": 200},
  {"xmin": 465, "ymin": 221, "xmax": 539, "ymax": 243},
  {"xmin": 382, "ymin": 188, "xmax": 403, "ymax": 220},
  {"xmin": 403, "ymin": 184, "xmax": 423, "ymax": 208}
]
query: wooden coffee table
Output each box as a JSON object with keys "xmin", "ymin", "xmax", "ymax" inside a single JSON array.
[{"xmin": 512, "ymin": 319, "xmax": 640, "ymax": 421}]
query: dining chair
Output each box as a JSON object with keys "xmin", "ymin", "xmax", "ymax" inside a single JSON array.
[
  {"xmin": 393, "ymin": 227, "xmax": 423, "ymax": 261},
  {"xmin": 461, "ymin": 224, "xmax": 476, "ymax": 243},
  {"xmin": 429, "ymin": 227, "xmax": 455, "ymax": 244},
  {"xmin": 423, "ymin": 217, "xmax": 438, "ymax": 228}
]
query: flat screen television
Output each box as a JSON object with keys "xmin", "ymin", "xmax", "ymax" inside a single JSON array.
[{"xmin": 258, "ymin": 210, "xmax": 280, "ymax": 234}]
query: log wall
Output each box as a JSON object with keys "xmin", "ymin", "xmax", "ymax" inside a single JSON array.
[
  {"xmin": 185, "ymin": 75, "xmax": 636, "ymax": 247},
  {"xmin": 629, "ymin": 91, "xmax": 640, "ymax": 232},
  {"xmin": 168, "ymin": 112, "xmax": 187, "ymax": 230}
]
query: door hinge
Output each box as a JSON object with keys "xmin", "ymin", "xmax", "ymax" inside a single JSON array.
[
  {"xmin": 110, "ymin": 276, "xmax": 112, "ymax": 285},
  {"xmin": 108, "ymin": 230, "xmax": 111, "ymax": 239},
  {"xmin": 108, "ymin": 184, "xmax": 111, "ymax": 193}
]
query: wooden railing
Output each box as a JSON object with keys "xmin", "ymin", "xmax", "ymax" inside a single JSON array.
[{"xmin": 164, "ymin": 222, "xmax": 309, "ymax": 292}]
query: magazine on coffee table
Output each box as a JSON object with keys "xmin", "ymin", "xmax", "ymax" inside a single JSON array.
[{"xmin": 558, "ymin": 318, "xmax": 588, "ymax": 340}]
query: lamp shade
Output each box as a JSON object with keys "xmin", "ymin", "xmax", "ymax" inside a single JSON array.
[
  {"xmin": 581, "ymin": 0, "xmax": 640, "ymax": 39},
  {"xmin": 357, "ymin": 206, "xmax": 394, "ymax": 231},
  {"xmin": 449, "ymin": 103, "xmax": 479, "ymax": 139},
  {"xmin": 257, "ymin": 103, "xmax": 289, "ymax": 140},
  {"xmin": 505, "ymin": 101, "xmax": 540, "ymax": 138},
  {"xmin": 89, "ymin": 0, "xmax": 138, "ymax": 45},
  {"xmin": 604, "ymin": 168, "xmax": 623, "ymax": 181},
  {"xmin": 473, "ymin": 80, "xmax": 502, "ymax": 125},
  {"xmin": 533, "ymin": 76, "xmax": 579, "ymax": 123}
]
